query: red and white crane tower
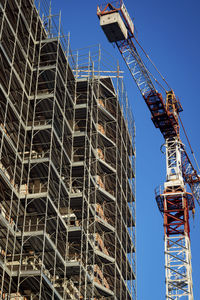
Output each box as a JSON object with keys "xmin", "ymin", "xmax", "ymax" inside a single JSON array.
[{"xmin": 97, "ymin": 1, "xmax": 200, "ymax": 299}]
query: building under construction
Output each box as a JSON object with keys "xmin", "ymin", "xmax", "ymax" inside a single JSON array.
[{"xmin": 0, "ymin": 0, "xmax": 136, "ymax": 299}]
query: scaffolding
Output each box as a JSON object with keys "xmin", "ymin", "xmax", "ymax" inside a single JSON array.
[{"xmin": 0, "ymin": 0, "xmax": 136, "ymax": 299}]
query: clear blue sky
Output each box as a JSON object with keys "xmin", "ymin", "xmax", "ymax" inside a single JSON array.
[{"xmin": 50, "ymin": 0, "xmax": 200, "ymax": 299}]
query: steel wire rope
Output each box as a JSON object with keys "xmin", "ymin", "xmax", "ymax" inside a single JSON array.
[
  {"xmin": 144, "ymin": 65, "xmax": 167, "ymax": 94},
  {"xmin": 131, "ymin": 36, "xmax": 200, "ymax": 176},
  {"xmin": 132, "ymin": 35, "xmax": 200, "ymax": 174},
  {"xmin": 133, "ymin": 36, "xmax": 172, "ymax": 92},
  {"xmin": 179, "ymin": 114, "xmax": 200, "ymax": 174},
  {"xmin": 126, "ymin": 39, "xmax": 167, "ymax": 94}
]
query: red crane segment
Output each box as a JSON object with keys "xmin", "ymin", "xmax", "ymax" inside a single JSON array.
[
  {"xmin": 144, "ymin": 91, "xmax": 179, "ymax": 139},
  {"xmin": 164, "ymin": 193, "xmax": 191, "ymax": 237}
]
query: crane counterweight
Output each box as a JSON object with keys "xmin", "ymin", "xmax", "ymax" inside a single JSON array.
[{"xmin": 100, "ymin": 12, "xmax": 128, "ymax": 42}]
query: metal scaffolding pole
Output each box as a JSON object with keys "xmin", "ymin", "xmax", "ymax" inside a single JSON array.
[{"xmin": 0, "ymin": 1, "xmax": 136, "ymax": 299}]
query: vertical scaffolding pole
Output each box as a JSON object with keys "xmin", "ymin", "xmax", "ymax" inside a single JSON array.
[{"xmin": 0, "ymin": 1, "xmax": 136, "ymax": 298}]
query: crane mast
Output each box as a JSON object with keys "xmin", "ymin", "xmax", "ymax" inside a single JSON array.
[
  {"xmin": 97, "ymin": 1, "xmax": 200, "ymax": 299},
  {"xmin": 161, "ymin": 137, "xmax": 194, "ymax": 299}
]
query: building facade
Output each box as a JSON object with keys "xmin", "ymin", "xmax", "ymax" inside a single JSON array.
[{"xmin": 0, "ymin": 0, "xmax": 136, "ymax": 299}]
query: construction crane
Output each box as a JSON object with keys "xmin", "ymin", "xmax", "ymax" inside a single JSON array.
[{"xmin": 97, "ymin": 1, "xmax": 200, "ymax": 299}]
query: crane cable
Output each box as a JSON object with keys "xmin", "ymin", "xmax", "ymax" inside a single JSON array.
[
  {"xmin": 126, "ymin": 39, "xmax": 167, "ymax": 94},
  {"xmin": 134, "ymin": 36, "xmax": 200, "ymax": 174},
  {"xmin": 132, "ymin": 37, "xmax": 200, "ymax": 175},
  {"xmin": 144, "ymin": 64, "xmax": 167, "ymax": 94},
  {"xmin": 133, "ymin": 36, "xmax": 172, "ymax": 92},
  {"xmin": 179, "ymin": 114, "xmax": 200, "ymax": 174}
]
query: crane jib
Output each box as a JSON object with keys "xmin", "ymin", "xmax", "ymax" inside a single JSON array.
[{"xmin": 97, "ymin": 2, "xmax": 200, "ymax": 205}]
